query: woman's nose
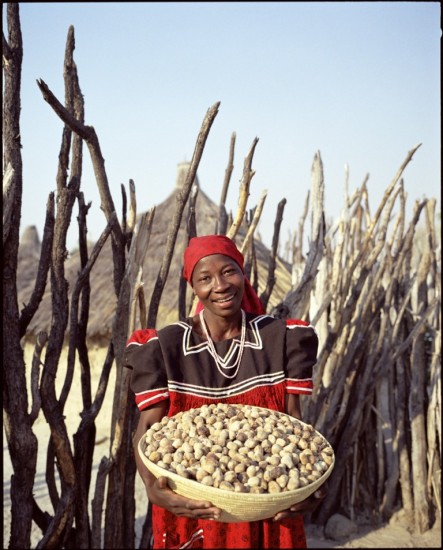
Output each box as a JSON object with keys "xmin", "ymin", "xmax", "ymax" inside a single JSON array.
[{"xmin": 213, "ymin": 275, "xmax": 229, "ymax": 290}]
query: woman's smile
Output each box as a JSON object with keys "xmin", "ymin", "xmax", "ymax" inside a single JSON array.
[{"xmin": 212, "ymin": 292, "xmax": 237, "ymax": 304}]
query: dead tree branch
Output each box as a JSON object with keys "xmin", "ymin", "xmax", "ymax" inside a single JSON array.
[
  {"xmin": 217, "ymin": 131, "xmax": 236, "ymax": 235},
  {"xmin": 147, "ymin": 101, "xmax": 220, "ymax": 328},
  {"xmin": 260, "ymin": 197, "xmax": 286, "ymax": 311},
  {"xmin": 227, "ymin": 137, "xmax": 259, "ymax": 240}
]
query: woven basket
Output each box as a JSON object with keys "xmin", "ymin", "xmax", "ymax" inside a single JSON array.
[{"xmin": 138, "ymin": 406, "xmax": 334, "ymax": 523}]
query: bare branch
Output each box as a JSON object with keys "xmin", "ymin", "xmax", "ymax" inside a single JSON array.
[
  {"xmin": 29, "ymin": 331, "xmax": 48, "ymax": 425},
  {"xmin": 240, "ymin": 189, "xmax": 268, "ymax": 254},
  {"xmin": 259, "ymin": 196, "xmax": 286, "ymax": 311},
  {"xmin": 60, "ymin": 213, "xmax": 118, "ymax": 412},
  {"xmin": 3, "ymin": 5, "xmax": 37, "ymax": 549},
  {"xmin": 147, "ymin": 102, "xmax": 220, "ymax": 327},
  {"xmin": 226, "ymin": 137, "xmax": 259, "ymax": 240},
  {"xmin": 19, "ymin": 192, "xmax": 55, "ymax": 337},
  {"xmin": 220, "ymin": 131, "xmax": 236, "ymax": 206},
  {"xmin": 127, "ymin": 179, "xmax": 137, "ymax": 235},
  {"xmin": 36, "ymin": 78, "xmax": 125, "ymax": 264},
  {"xmin": 217, "ymin": 132, "xmax": 236, "ymax": 235},
  {"xmin": 279, "ymin": 151, "xmax": 326, "ymax": 319}
]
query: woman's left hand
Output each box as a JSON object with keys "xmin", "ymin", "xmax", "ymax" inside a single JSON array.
[{"xmin": 272, "ymin": 483, "xmax": 327, "ymax": 522}]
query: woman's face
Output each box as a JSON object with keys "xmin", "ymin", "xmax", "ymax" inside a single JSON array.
[{"xmin": 191, "ymin": 254, "xmax": 244, "ymax": 317}]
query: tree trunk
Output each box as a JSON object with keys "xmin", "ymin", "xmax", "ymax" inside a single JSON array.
[{"xmin": 3, "ymin": 5, "xmax": 39, "ymax": 548}]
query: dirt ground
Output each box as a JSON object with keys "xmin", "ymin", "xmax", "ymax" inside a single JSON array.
[
  {"xmin": 3, "ymin": 345, "xmax": 441, "ymax": 548},
  {"xmin": 304, "ymin": 517, "xmax": 441, "ymax": 548}
]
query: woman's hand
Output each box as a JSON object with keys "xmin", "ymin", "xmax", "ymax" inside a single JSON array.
[
  {"xmin": 272, "ymin": 483, "xmax": 327, "ymax": 522},
  {"xmin": 149, "ymin": 476, "xmax": 222, "ymax": 521}
]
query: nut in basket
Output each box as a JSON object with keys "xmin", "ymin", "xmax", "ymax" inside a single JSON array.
[{"xmin": 138, "ymin": 403, "xmax": 334, "ymax": 522}]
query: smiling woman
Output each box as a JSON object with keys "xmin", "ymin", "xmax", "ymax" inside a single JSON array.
[{"xmin": 124, "ymin": 234, "xmax": 323, "ymax": 549}]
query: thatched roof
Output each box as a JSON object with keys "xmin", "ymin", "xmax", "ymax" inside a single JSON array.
[{"xmin": 17, "ymin": 166, "xmax": 292, "ymax": 345}]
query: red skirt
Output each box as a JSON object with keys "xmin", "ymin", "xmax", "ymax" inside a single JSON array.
[{"xmin": 151, "ymin": 505, "xmax": 307, "ymax": 549}]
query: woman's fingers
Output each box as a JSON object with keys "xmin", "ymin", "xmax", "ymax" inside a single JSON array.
[
  {"xmin": 175, "ymin": 504, "xmax": 221, "ymax": 520},
  {"xmin": 156, "ymin": 476, "xmax": 169, "ymax": 490},
  {"xmin": 173, "ymin": 499, "xmax": 221, "ymax": 520},
  {"xmin": 272, "ymin": 485, "xmax": 328, "ymax": 521},
  {"xmin": 154, "ymin": 476, "xmax": 221, "ymax": 519}
]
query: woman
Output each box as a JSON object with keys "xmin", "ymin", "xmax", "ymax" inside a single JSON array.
[{"xmin": 125, "ymin": 235, "xmax": 323, "ymax": 549}]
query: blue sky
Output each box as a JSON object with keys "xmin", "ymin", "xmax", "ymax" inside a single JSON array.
[{"xmin": 5, "ymin": 1, "xmax": 441, "ymax": 252}]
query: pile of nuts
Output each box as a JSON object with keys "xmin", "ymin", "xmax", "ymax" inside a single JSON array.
[{"xmin": 142, "ymin": 403, "xmax": 334, "ymax": 494}]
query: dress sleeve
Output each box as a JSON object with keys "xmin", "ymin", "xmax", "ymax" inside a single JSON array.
[
  {"xmin": 284, "ymin": 320, "xmax": 318, "ymax": 395},
  {"xmin": 124, "ymin": 329, "xmax": 169, "ymax": 411}
]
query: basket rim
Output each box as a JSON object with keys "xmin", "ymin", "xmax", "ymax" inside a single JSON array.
[{"xmin": 138, "ymin": 403, "xmax": 335, "ymax": 504}]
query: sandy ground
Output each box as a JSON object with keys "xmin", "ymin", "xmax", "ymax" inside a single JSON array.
[
  {"xmin": 3, "ymin": 345, "xmax": 441, "ymax": 548},
  {"xmin": 304, "ymin": 519, "xmax": 441, "ymax": 548}
]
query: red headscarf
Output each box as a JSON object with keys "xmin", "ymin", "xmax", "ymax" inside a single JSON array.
[{"xmin": 183, "ymin": 235, "xmax": 265, "ymax": 315}]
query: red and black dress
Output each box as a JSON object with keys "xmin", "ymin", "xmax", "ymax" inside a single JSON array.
[{"xmin": 125, "ymin": 312, "xmax": 318, "ymax": 549}]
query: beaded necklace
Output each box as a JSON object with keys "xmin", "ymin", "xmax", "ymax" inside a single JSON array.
[{"xmin": 199, "ymin": 309, "xmax": 246, "ymax": 380}]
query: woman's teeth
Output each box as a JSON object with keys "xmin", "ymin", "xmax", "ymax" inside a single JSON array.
[{"xmin": 214, "ymin": 295, "xmax": 235, "ymax": 303}]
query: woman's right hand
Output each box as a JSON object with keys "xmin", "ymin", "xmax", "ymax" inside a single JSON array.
[
  {"xmin": 149, "ymin": 476, "xmax": 221, "ymax": 521},
  {"xmin": 133, "ymin": 406, "xmax": 221, "ymax": 520}
]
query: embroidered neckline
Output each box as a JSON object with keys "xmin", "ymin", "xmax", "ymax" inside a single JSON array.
[{"xmin": 199, "ymin": 309, "xmax": 246, "ymax": 379}]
